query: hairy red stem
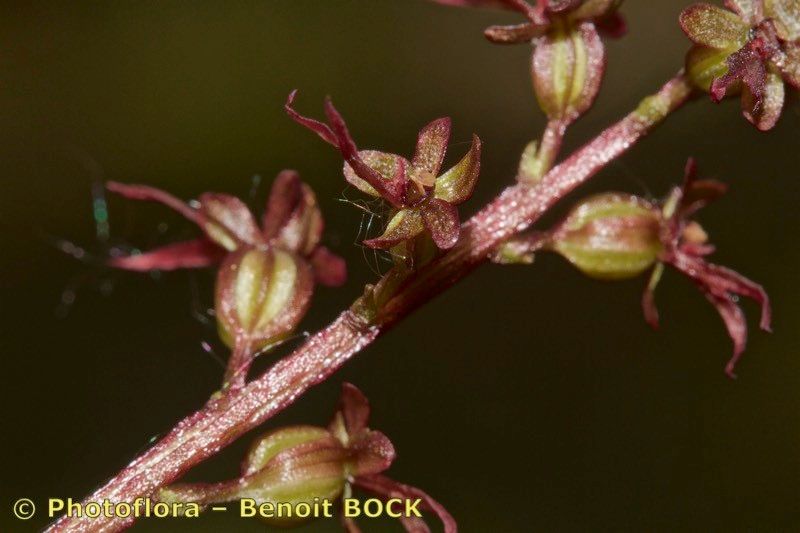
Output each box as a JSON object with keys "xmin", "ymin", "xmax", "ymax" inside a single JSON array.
[
  {"xmin": 536, "ymin": 118, "xmax": 569, "ymax": 176},
  {"xmin": 49, "ymin": 73, "xmax": 692, "ymax": 532}
]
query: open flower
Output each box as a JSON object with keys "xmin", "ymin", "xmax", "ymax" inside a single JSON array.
[
  {"xmin": 107, "ymin": 170, "xmax": 345, "ymax": 286},
  {"xmin": 158, "ymin": 383, "xmax": 455, "ymax": 532},
  {"xmin": 526, "ymin": 159, "xmax": 770, "ymax": 376},
  {"xmin": 286, "ymin": 91, "xmax": 481, "ymax": 250},
  {"xmin": 681, "ymin": 0, "xmax": 800, "ymax": 130},
  {"xmin": 108, "ymin": 172, "xmax": 346, "ymax": 377},
  {"xmin": 642, "ymin": 159, "xmax": 771, "ymax": 377}
]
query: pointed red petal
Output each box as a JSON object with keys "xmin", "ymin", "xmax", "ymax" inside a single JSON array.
[
  {"xmin": 106, "ymin": 181, "xmax": 200, "ymax": 224},
  {"xmin": 684, "ymin": 156, "xmax": 698, "ymax": 183},
  {"xmin": 109, "ymin": 239, "xmax": 225, "ymax": 271},
  {"xmin": 412, "ymin": 117, "xmax": 451, "ymax": 177},
  {"xmin": 323, "ymin": 98, "xmax": 408, "ymax": 207},
  {"xmin": 679, "ymin": 158, "xmax": 729, "ymax": 216},
  {"xmin": 576, "ymin": 21, "xmax": 607, "ymax": 113},
  {"xmin": 570, "ymin": 0, "xmax": 621, "ymax": 20},
  {"xmin": 683, "ymin": 179, "xmax": 728, "ymax": 210},
  {"xmin": 641, "ymin": 263, "xmax": 665, "ymax": 329},
  {"xmin": 349, "ymin": 430, "xmax": 396, "ymax": 476},
  {"xmin": 692, "ymin": 261, "xmax": 772, "ymax": 332},
  {"xmin": 484, "ymin": 22, "xmax": 543, "ymax": 43},
  {"xmin": 287, "ymin": 93, "xmax": 410, "ymax": 207},
  {"xmin": 421, "ymin": 199, "xmax": 461, "ymax": 249},
  {"xmin": 641, "ymin": 287, "xmax": 659, "ymax": 329},
  {"xmin": 198, "ymin": 193, "xmax": 263, "ymax": 251},
  {"xmin": 262, "ymin": 170, "xmax": 303, "ymax": 239},
  {"xmin": 353, "ymin": 474, "xmax": 457, "ymax": 533},
  {"xmin": 310, "ymin": 246, "xmax": 347, "ymax": 287},
  {"xmin": 671, "ymin": 252, "xmax": 772, "ymax": 376},
  {"xmin": 704, "ymin": 290, "xmax": 748, "ymax": 378},
  {"xmin": 285, "ymin": 90, "xmax": 338, "ymax": 146},
  {"xmin": 262, "ymin": 170, "xmax": 324, "ymax": 255},
  {"xmin": 343, "ymin": 151, "xmax": 411, "ymax": 198},
  {"xmin": 339, "ymin": 382, "xmax": 371, "ymax": 436}
]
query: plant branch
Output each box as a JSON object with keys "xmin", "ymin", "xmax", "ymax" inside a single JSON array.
[
  {"xmin": 49, "ymin": 72, "xmax": 693, "ymax": 533},
  {"xmin": 517, "ymin": 118, "xmax": 569, "ymax": 183},
  {"xmin": 538, "ymin": 118, "xmax": 568, "ymax": 174}
]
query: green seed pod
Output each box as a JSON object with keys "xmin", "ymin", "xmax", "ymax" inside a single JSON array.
[
  {"xmin": 549, "ymin": 193, "xmax": 663, "ymax": 280},
  {"xmin": 531, "ymin": 18, "xmax": 605, "ymax": 123},
  {"xmin": 159, "ymin": 426, "xmax": 348, "ymax": 527},
  {"xmin": 239, "ymin": 426, "xmax": 348, "ymax": 527},
  {"xmin": 215, "ymin": 247, "xmax": 313, "ymax": 351}
]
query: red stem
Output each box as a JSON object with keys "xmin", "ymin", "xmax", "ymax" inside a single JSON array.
[
  {"xmin": 48, "ymin": 73, "xmax": 693, "ymax": 532},
  {"xmin": 536, "ymin": 118, "xmax": 568, "ymax": 175},
  {"xmin": 222, "ymin": 339, "xmax": 254, "ymax": 389}
]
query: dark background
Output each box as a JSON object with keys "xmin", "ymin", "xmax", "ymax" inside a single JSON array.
[{"xmin": 2, "ymin": 1, "xmax": 799, "ymax": 531}]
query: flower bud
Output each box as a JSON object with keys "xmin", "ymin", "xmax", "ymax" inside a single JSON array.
[
  {"xmin": 532, "ymin": 18, "xmax": 605, "ymax": 123},
  {"xmin": 215, "ymin": 247, "xmax": 313, "ymax": 351},
  {"xmin": 548, "ymin": 193, "xmax": 663, "ymax": 280}
]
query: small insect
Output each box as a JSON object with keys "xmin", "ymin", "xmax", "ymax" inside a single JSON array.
[{"xmin": 338, "ymin": 188, "xmax": 394, "ymax": 276}]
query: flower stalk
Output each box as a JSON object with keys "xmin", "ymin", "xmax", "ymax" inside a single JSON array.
[{"xmin": 48, "ymin": 72, "xmax": 693, "ymax": 533}]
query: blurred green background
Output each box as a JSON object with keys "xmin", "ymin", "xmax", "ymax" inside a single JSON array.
[{"xmin": 2, "ymin": 1, "xmax": 799, "ymax": 531}]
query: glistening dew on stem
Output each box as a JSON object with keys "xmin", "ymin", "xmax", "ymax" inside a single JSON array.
[{"xmin": 47, "ymin": 1, "xmax": 788, "ymax": 531}]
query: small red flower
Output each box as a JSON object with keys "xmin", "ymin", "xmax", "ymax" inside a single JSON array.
[
  {"xmin": 286, "ymin": 91, "xmax": 481, "ymax": 251},
  {"xmin": 643, "ymin": 159, "xmax": 772, "ymax": 377},
  {"xmin": 681, "ymin": 0, "xmax": 800, "ymax": 130},
  {"xmin": 536, "ymin": 159, "xmax": 771, "ymax": 376},
  {"xmin": 108, "ymin": 172, "xmax": 347, "ymax": 372},
  {"xmin": 431, "ymin": 1, "xmax": 623, "ymax": 127},
  {"xmin": 158, "ymin": 383, "xmax": 455, "ymax": 532},
  {"xmin": 431, "ymin": 0, "xmax": 626, "ymax": 43},
  {"xmin": 107, "ymin": 170, "xmax": 346, "ymax": 287}
]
